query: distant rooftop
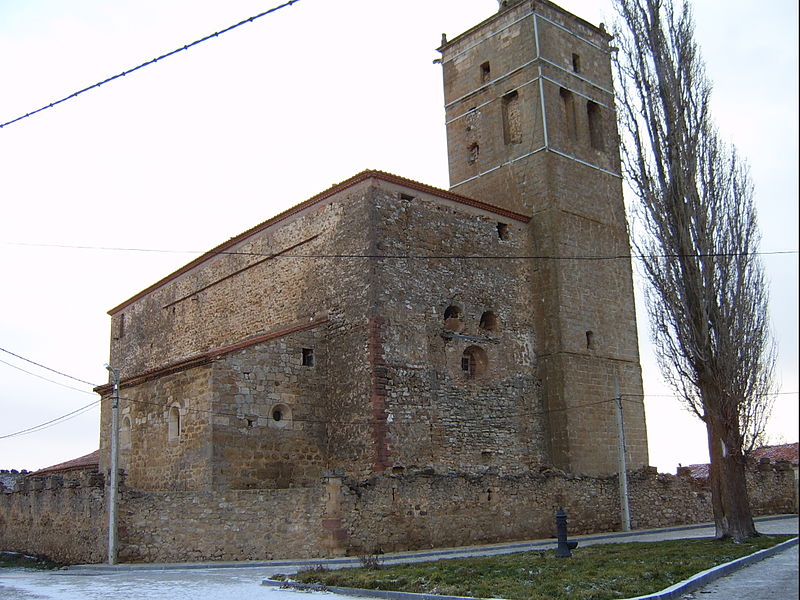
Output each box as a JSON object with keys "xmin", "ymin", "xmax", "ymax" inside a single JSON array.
[
  {"xmin": 30, "ymin": 449, "xmax": 100, "ymax": 476},
  {"xmin": 682, "ymin": 442, "xmax": 798, "ymax": 479}
]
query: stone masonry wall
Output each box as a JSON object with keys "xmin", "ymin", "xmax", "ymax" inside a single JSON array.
[
  {"xmin": 338, "ymin": 464, "xmax": 797, "ymax": 555},
  {"xmin": 369, "ymin": 183, "xmax": 547, "ymax": 474},
  {"xmin": 117, "ymin": 486, "xmax": 330, "ymax": 563},
  {"xmin": 1, "ymin": 462, "xmax": 795, "ymax": 563},
  {"xmin": 0, "ymin": 472, "xmax": 106, "ymax": 564}
]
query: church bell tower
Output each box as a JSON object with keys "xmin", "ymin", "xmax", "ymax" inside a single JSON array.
[{"xmin": 439, "ymin": 0, "xmax": 649, "ymax": 475}]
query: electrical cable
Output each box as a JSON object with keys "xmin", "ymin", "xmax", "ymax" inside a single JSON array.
[
  {"xmin": 0, "ymin": 346, "xmax": 100, "ymax": 388},
  {"xmin": 0, "ymin": 400, "xmax": 100, "ymax": 440},
  {"xmin": 4, "ymin": 241, "xmax": 797, "ymax": 261},
  {"xmin": 0, "ymin": 358, "xmax": 97, "ymax": 396},
  {"xmin": 0, "ymin": 0, "xmax": 301, "ymax": 130}
]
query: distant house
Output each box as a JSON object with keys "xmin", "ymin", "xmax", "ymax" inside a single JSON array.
[
  {"xmin": 751, "ymin": 442, "xmax": 799, "ymax": 466},
  {"xmin": 680, "ymin": 443, "xmax": 799, "ymax": 513},
  {"xmin": 29, "ymin": 450, "xmax": 100, "ymax": 477},
  {"xmin": 681, "ymin": 443, "xmax": 798, "ymax": 480}
]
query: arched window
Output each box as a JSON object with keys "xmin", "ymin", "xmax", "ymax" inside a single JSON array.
[
  {"xmin": 479, "ymin": 310, "xmax": 499, "ymax": 332},
  {"xmin": 444, "ymin": 305, "xmax": 462, "ymax": 320},
  {"xmin": 167, "ymin": 405, "xmax": 181, "ymax": 442},
  {"xmin": 443, "ymin": 305, "xmax": 465, "ymax": 332},
  {"xmin": 461, "ymin": 345, "xmax": 488, "ymax": 379}
]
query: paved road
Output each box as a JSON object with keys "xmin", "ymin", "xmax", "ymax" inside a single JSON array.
[{"xmin": 681, "ymin": 543, "xmax": 798, "ymax": 600}]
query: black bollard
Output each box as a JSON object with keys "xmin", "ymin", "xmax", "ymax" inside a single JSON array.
[{"xmin": 555, "ymin": 507, "xmax": 578, "ymax": 558}]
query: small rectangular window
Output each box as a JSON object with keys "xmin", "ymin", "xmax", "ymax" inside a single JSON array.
[
  {"xmin": 497, "ymin": 222, "xmax": 510, "ymax": 240},
  {"xmin": 399, "ymin": 193, "xmax": 414, "ymax": 201},
  {"xmin": 302, "ymin": 348, "xmax": 315, "ymax": 367},
  {"xmin": 571, "ymin": 53, "xmax": 581, "ymax": 73},
  {"xmin": 480, "ymin": 61, "xmax": 491, "ymax": 83}
]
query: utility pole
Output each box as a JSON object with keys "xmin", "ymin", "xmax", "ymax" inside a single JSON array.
[
  {"xmin": 614, "ymin": 375, "xmax": 631, "ymax": 532},
  {"xmin": 105, "ymin": 365, "xmax": 120, "ymax": 565}
]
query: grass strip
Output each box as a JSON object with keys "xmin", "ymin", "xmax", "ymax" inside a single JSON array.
[{"xmin": 285, "ymin": 535, "xmax": 792, "ymax": 600}]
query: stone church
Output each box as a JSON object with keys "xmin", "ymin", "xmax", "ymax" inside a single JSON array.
[{"xmin": 98, "ymin": 0, "xmax": 651, "ymax": 560}]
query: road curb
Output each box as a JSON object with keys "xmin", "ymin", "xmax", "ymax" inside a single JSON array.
[
  {"xmin": 623, "ymin": 536, "xmax": 798, "ymax": 600},
  {"xmin": 262, "ymin": 537, "xmax": 799, "ymax": 600}
]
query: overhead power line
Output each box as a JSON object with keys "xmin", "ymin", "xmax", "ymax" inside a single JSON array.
[
  {"xmin": 0, "ymin": 358, "xmax": 97, "ymax": 396},
  {"xmin": 5, "ymin": 241, "xmax": 798, "ymax": 261},
  {"xmin": 0, "ymin": 400, "xmax": 100, "ymax": 440},
  {"xmin": 0, "ymin": 346, "xmax": 99, "ymax": 388},
  {"xmin": 0, "ymin": 0, "xmax": 301, "ymax": 130}
]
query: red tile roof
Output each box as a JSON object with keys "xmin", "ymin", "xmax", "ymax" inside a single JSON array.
[
  {"xmin": 752, "ymin": 442, "xmax": 798, "ymax": 465},
  {"xmin": 681, "ymin": 442, "xmax": 798, "ymax": 479},
  {"xmin": 30, "ymin": 449, "xmax": 100, "ymax": 476}
]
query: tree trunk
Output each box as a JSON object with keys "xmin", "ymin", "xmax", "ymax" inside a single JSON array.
[{"xmin": 706, "ymin": 415, "xmax": 758, "ymax": 541}]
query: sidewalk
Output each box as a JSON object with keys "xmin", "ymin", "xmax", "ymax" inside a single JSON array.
[{"xmin": 682, "ymin": 542, "xmax": 798, "ymax": 600}]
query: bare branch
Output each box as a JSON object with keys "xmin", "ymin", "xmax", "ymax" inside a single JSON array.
[{"xmin": 613, "ymin": 0, "xmax": 775, "ymax": 541}]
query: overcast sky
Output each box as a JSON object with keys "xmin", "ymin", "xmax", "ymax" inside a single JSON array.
[{"xmin": 0, "ymin": 0, "xmax": 796, "ymax": 473}]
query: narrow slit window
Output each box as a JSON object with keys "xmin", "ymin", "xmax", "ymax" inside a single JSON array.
[
  {"xmin": 480, "ymin": 61, "xmax": 491, "ymax": 83},
  {"xmin": 167, "ymin": 406, "xmax": 181, "ymax": 442},
  {"xmin": 571, "ymin": 53, "xmax": 581, "ymax": 73},
  {"xmin": 114, "ymin": 313, "xmax": 126, "ymax": 340},
  {"xmin": 587, "ymin": 101, "xmax": 604, "ymax": 150},
  {"xmin": 560, "ymin": 88, "xmax": 577, "ymax": 141},
  {"xmin": 302, "ymin": 348, "xmax": 315, "ymax": 367},
  {"xmin": 502, "ymin": 91, "xmax": 522, "ymax": 144},
  {"xmin": 468, "ymin": 143, "xmax": 479, "ymax": 164}
]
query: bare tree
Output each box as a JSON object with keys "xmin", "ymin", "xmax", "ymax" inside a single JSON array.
[{"xmin": 613, "ymin": 0, "xmax": 775, "ymax": 541}]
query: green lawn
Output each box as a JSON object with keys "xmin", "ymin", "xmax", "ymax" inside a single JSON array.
[{"xmin": 284, "ymin": 535, "xmax": 792, "ymax": 600}]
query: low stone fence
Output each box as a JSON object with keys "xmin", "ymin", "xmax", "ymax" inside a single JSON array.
[
  {"xmin": 117, "ymin": 486, "xmax": 329, "ymax": 563},
  {"xmin": 0, "ymin": 471, "xmax": 106, "ymax": 564},
  {"xmin": 0, "ymin": 461, "xmax": 795, "ymax": 564},
  {"xmin": 337, "ymin": 462, "xmax": 796, "ymax": 554}
]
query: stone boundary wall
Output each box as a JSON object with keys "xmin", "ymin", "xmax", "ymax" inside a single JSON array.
[
  {"xmin": 117, "ymin": 486, "xmax": 330, "ymax": 563},
  {"xmin": 0, "ymin": 471, "xmax": 106, "ymax": 564},
  {"xmin": 338, "ymin": 463, "xmax": 798, "ymax": 554},
  {"xmin": 1, "ymin": 462, "xmax": 795, "ymax": 564}
]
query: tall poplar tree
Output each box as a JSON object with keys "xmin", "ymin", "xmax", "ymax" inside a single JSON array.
[{"xmin": 612, "ymin": 0, "xmax": 775, "ymax": 541}]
